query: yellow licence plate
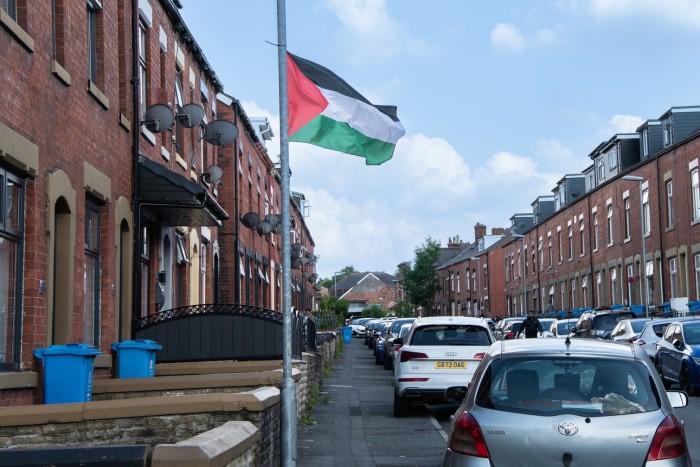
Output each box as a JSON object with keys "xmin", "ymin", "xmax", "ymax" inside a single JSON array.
[{"xmin": 434, "ymin": 361, "xmax": 467, "ymax": 369}]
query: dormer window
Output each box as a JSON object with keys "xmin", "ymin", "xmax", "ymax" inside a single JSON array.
[
  {"xmin": 597, "ymin": 159, "xmax": 605, "ymax": 180},
  {"xmin": 608, "ymin": 148, "xmax": 617, "ymax": 169},
  {"xmin": 642, "ymin": 129, "xmax": 649, "ymax": 157},
  {"xmin": 663, "ymin": 122, "xmax": 672, "ymax": 146}
]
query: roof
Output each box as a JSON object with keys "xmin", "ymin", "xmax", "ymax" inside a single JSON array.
[{"xmin": 493, "ymin": 337, "xmax": 640, "ymax": 359}]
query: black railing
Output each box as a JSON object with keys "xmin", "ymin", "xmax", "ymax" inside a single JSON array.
[{"xmin": 133, "ymin": 303, "xmax": 314, "ymax": 363}]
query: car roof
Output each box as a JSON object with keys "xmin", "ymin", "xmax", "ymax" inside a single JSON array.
[
  {"xmin": 413, "ymin": 316, "xmax": 491, "ymax": 326},
  {"xmin": 489, "ymin": 337, "xmax": 641, "ymax": 360}
]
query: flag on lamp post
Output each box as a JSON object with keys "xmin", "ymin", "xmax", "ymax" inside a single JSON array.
[{"xmin": 287, "ymin": 52, "xmax": 405, "ymax": 166}]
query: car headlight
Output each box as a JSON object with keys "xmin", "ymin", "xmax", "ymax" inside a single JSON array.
[{"xmin": 692, "ymin": 357, "xmax": 700, "ymax": 366}]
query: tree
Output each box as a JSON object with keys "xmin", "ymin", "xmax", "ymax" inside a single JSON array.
[
  {"xmin": 362, "ymin": 304, "xmax": 385, "ymax": 318},
  {"xmin": 390, "ymin": 300, "xmax": 415, "ymax": 318},
  {"xmin": 402, "ymin": 237, "xmax": 441, "ymax": 315}
]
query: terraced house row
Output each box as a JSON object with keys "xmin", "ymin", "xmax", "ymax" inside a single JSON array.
[
  {"xmin": 433, "ymin": 106, "xmax": 700, "ymax": 319},
  {"xmin": 0, "ymin": 0, "xmax": 317, "ymax": 405}
]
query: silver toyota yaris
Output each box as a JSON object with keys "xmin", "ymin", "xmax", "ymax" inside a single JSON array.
[{"xmin": 443, "ymin": 338, "xmax": 691, "ymax": 467}]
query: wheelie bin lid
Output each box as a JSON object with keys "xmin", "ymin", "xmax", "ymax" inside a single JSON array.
[
  {"xmin": 111, "ymin": 339, "xmax": 162, "ymax": 351},
  {"xmin": 34, "ymin": 343, "xmax": 101, "ymax": 359}
]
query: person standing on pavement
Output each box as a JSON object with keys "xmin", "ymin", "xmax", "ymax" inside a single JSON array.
[{"xmin": 516, "ymin": 310, "xmax": 543, "ymax": 338}]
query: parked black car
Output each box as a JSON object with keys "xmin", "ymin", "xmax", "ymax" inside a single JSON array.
[{"xmin": 571, "ymin": 309, "xmax": 636, "ymax": 339}]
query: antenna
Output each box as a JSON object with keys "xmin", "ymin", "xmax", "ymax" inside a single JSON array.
[
  {"xmin": 202, "ymin": 120, "xmax": 238, "ymax": 146},
  {"xmin": 141, "ymin": 104, "xmax": 174, "ymax": 133},
  {"xmin": 202, "ymin": 165, "xmax": 223, "ymax": 184},
  {"xmin": 176, "ymin": 103, "xmax": 205, "ymax": 128}
]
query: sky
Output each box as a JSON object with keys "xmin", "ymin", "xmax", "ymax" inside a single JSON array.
[{"xmin": 179, "ymin": 0, "xmax": 700, "ymax": 281}]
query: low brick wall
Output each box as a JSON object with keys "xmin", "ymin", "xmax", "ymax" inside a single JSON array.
[{"xmin": 0, "ymin": 334, "xmax": 340, "ymax": 466}]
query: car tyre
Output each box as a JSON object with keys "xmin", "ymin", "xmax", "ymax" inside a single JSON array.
[
  {"xmin": 680, "ymin": 364, "xmax": 697, "ymax": 396},
  {"xmin": 656, "ymin": 359, "xmax": 672, "ymax": 389},
  {"xmin": 394, "ymin": 391, "xmax": 410, "ymax": 417},
  {"xmin": 383, "ymin": 356, "xmax": 392, "ymax": 370}
]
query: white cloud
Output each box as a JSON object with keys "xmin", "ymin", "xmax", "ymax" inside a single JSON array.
[
  {"xmin": 491, "ymin": 23, "xmax": 526, "ymax": 52},
  {"xmin": 323, "ymin": 0, "xmax": 431, "ymax": 64},
  {"xmin": 599, "ymin": 114, "xmax": 645, "ymax": 137},
  {"xmin": 587, "ymin": 0, "xmax": 700, "ymax": 29},
  {"xmin": 536, "ymin": 25, "xmax": 566, "ymax": 45}
]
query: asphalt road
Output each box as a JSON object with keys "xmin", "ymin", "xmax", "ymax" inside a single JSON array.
[{"xmin": 298, "ymin": 336, "xmax": 700, "ymax": 466}]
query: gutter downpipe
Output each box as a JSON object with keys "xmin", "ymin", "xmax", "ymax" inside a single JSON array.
[{"xmin": 131, "ymin": 0, "xmax": 142, "ymax": 328}]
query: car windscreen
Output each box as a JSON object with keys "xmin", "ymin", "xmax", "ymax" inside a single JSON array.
[
  {"xmin": 592, "ymin": 313, "xmax": 635, "ymax": 331},
  {"xmin": 409, "ymin": 325, "xmax": 491, "ymax": 346},
  {"xmin": 475, "ymin": 357, "xmax": 661, "ymax": 417},
  {"xmin": 391, "ymin": 319, "xmax": 414, "ymax": 333},
  {"xmin": 683, "ymin": 322, "xmax": 700, "ymax": 345},
  {"xmin": 557, "ymin": 321, "xmax": 575, "ymax": 334},
  {"xmin": 631, "ymin": 320, "xmax": 650, "ymax": 333}
]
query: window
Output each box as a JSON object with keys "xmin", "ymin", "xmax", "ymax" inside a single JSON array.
[
  {"xmin": 456, "ymin": 273, "xmax": 460, "ymax": 294},
  {"xmin": 570, "ymin": 279, "xmax": 576, "ymax": 309},
  {"xmin": 692, "ymin": 169, "xmax": 700, "ymax": 221},
  {"xmin": 627, "ymin": 264, "xmax": 635, "ymax": 306},
  {"xmin": 86, "ymin": 0, "xmax": 102, "ymax": 84},
  {"xmin": 538, "ymin": 239, "xmax": 543, "ymax": 271},
  {"xmin": 0, "ymin": 169, "xmax": 24, "ymax": 369},
  {"xmin": 597, "ymin": 159, "xmax": 605, "ymax": 181},
  {"xmin": 579, "ymin": 219, "xmax": 585, "ymax": 256},
  {"xmin": 1, "ymin": 0, "xmax": 16, "ymax": 19},
  {"xmin": 663, "ymin": 124, "xmax": 672, "ymax": 147},
  {"xmin": 669, "ymin": 258, "xmax": 678, "ymax": 298},
  {"xmin": 610, "ymin": 268, "xmax": 617, "ymax": 305},
  {"xmin": 84, "ymin": 199, "xmax": 101, "ymax": 346},
  {"xmin": 666, "ymin": 180, "xmax": 674, "ymax": 228},
  {"xmin": 624, "ymin": 197, "xmax": 631, "ymax": 240},
  {"xmin": 200, "ymin": 243, "xmax": 207, "ymax": 303},
  {"xmin": 596, "ymin": 272, "xmax": 602, "ymax": 308},
  {"xmin": 558, "ymin": 230, "xmax": 563, "ymax": 263},
  {"xmin": 140, "ymin": 224, "xmax": 150, "ymax": 318},
  {"xmin": 174, "ymin": 72, "xmax": 184, "ymax": 155},
  {"xmin": 465, "ymin": 269, "xmax": 470, "ymax": 292},
  {"xmin": 642, "ymin": 129, "xmax": 649, "ymax": 157},
  {"xmin": 547, "ymin": 234, "xmax": 552, "ymax": 268},
  {"xmin": 642, "ymin": 188, "xmax": 650, "ymax": 235},
  {"xmin": 138, "ymin": 18, "xmax": 148, "ymax": 119},
  {"xmin": 608, "ymin": 149, "xmax": 617, "ymax": 169},
  {"xmin": 593, "ymin": 212, "xmax": 599, "ymax": 251},
  {"xmin": 695, "ymin": 254, "xmax": 700, "ymax": 300},
  {"xmin": 607, "ymin": 204, "xmax": 613, "ymax": 245},
  {"xmin": 568, "ymin": 226, "xmax": 573, "ymax": 260}
]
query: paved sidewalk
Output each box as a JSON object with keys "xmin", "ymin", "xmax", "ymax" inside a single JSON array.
[{"xmin": 296, "ymin": 336, "xmax": 447, "ymax": 466}]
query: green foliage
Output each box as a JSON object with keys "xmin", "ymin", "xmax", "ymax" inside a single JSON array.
[
  {"xmin": 402, "ymin": 237, "xmax": 441, "ymax": 315},
  {"xmin": 391, "ymin": 299, "xmax": 415, "ymax": 318},
  {"xmin": 362, "ymin": 304, "xmax": 386, "ymax": 318},
  {"xmin": 316, "ymin": 296, "xmax": 349, "ymax": 329}
]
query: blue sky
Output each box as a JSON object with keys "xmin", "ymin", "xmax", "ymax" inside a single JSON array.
[{"xmin": 179, "ymin": 0, "xmax": 700, "ymax": 281}]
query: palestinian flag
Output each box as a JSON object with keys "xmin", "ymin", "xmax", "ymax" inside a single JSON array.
[{"xmin": 287, "ymin": 52, "xmax": 405, "ymax": 166}]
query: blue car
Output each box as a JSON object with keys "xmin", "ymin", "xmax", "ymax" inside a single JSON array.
[
  {"xmin": 374, "ymin": 339, "xmax": 385, "ymax": 365},
  {"xmin": 655, "ymin": 320, "xmax": 700, "ymax": 395}
]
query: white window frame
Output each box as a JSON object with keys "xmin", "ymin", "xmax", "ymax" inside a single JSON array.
[
  {"xmin": 666, "ymin": 180, "xmax": 674, "ymax": 228},
  {"xmin": 669, "ymin": 257, "xmax": 678, "ymax": 298},
  {"xmin": 642, "ymin": 188, "xmax": 650, "ymax": 235},
  {"xmin": 692, "ymin": 169, "xmax": 700, "ymax": 221}
]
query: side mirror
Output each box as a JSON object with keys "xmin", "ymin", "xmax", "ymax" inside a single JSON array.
[
  {"xmin": 667, "ymin": 391, "xmax": 689, "ymax": 408},
  {"xmin": 445, "ymin": 386, "xmax": 469, "ymax": 404},
  {"xmin": 393, "ymin": 338, "xmax": 403, "ymax": 346}
]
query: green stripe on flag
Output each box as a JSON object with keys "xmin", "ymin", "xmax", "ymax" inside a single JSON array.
[{"xmin": 290, "ymin": 115, "xmax": 398, "ymax": 165}]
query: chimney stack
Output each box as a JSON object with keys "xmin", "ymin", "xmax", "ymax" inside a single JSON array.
[{"xmin": 474, "ymin": 223, "xmax": 486, "ymax": 241}]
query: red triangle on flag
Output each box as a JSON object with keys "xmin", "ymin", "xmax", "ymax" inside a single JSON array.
[{"xmin": 287, "ymin": 53, "xmax": 329, "ymax": 137}]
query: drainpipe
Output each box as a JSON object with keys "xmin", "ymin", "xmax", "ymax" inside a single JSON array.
[
  {"xmin": 587, "ymin": 195, "xmax": 595, "ymax": 307},
  {"xmin": 131, "ymin": 0, "xmax": 142, "ymax": 327},
  {"xmin": 655, "ymin": 154, "xmax": 665, "ymax": 304},
  {"xmin": 232, "ymin": 99, "xmax": 240, "ymax": 304}
]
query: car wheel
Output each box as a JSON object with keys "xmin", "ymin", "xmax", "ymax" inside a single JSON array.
[
  {"xmin": 680, "ymin": 365, "xmax": 697, "ymax": 396},
  {"xmin": 383, "ymin": 356, "xmax": 392, "ymax": 370},
  {"xmin": 375, "ymin": 354, "xmax": 382, "ymax": 365},
  {"xmin": 656, "ymin": 358, "xmax": 672, "ymax": 389},
  {"xmin": 393, "ymin": 391, "xmax": 410, "ymax": 417}
]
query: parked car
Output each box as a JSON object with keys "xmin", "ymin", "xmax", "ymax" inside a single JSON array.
[
  {"xmin": 655, "ymin": 320, "xmax": 700, "ymax": 396},
  {"xmin": 383, "ymin": 318, "xmax": 416, "ymax": 370},
  {"xmin": 571, "ymin": 309, "xmax": 636, "ymax": 339},
  {"xmin": 498, "ymin": 321, "xmax": 522, "ymax": 340},
  {"xmin": 493, "ymin": 317, "xmax": 524, "ymax": 340},
  {"xmin": 393, "ymin": 316, "xmax": 494, "ymax": 417},
  {"xmin": 363, "ymin": 319, "xmax": 383, "ymax": 346},
  {"xmin": 609, "ymin": 317, "xmax": 651, "ymax": 343},
  {"xmin": 389, "ymin": 323, "xmax": 414, "ymax": 371},
  {"xmin": 443, "ymin": 338, "xmax": 690, "ymax": 466},
  {"xmin": 635, "ymin": 317, "xmax": 699, "ymax": 361},
  {"xmin": 548, "ymin": 318, "xmax": 578, "ymax": 338},
  {"xmin": 516, "ymin": 318, "xmax": 556, "ymax": 338}
]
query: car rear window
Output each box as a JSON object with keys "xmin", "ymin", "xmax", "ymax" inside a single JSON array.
[
  {"xmin": 410, "ymin": 325, "xmax": 491, "ymax": 346},
  {"xmin": 475, "ymin": 357, "xmax": 661, "ymax": 417},
  {"xmin": 592, "ymin": 313, "xmax": 635, "ymax": 330}
]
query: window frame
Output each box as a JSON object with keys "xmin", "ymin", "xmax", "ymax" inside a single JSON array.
[{"xmin": 83, "ymin": 197, "xmax": 101, "ymax": 346}]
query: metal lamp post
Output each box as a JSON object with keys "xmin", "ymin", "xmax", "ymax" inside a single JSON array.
[
  {"xmin": 333, "ymin": 271, "xmax": 342, "ymax": 298},
  {"xmin": 622, "ymin": 175, "xmax": 648, "ymax": 317}
]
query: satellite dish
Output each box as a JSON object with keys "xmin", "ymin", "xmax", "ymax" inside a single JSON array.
[
  {"xmin": 202, "ymin": 119, "xmax": 238, "ymax": 146},
  {"xmin": 202, "ymin": 165, "xmax": 223, "ymax": 183},
  {"xmin": 142, "ymin": 104, "xmax": 174, "ymax": 133},
  {"xmin": 177, "ymin": 103, "xmax": 205, "ymax": 128},
  {"xmin": 240, "ymin": 212, "xmax": 260, "ymax": 229}
]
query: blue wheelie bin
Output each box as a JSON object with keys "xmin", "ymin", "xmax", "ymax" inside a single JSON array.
[
  {"xmin": 342, "ymin": 326, "xmax": 352, "ymax": 344},
  {"xmin": 111, "ymin": 339, "xmax": 162, "ymax": 378},
  {"xmin": 34, "ymin": 344, "xmax": 101, "ymax": 404}
]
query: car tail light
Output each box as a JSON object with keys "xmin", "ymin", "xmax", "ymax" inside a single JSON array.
[
  {"xmin": 392, "ymin": 344, "xmax": 402, "ymax": 351},
  {"xmin": 447, "ymin": 411, "xmax": 490, "ymax": 458},
  {"xmin": 473, "ymin": 352, "xmax": 485, "ymax": 360},
  {"xmin": 646, "ymin": 415, "xmax": 688, "ymax": 461},
  {"xmin": 400, "ymin": 350, "xmax": 429, "ymax": 363},
  {"xmin": 505, "ymin": 332, "xmax": 515, "ymax": 339}
]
